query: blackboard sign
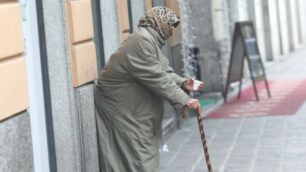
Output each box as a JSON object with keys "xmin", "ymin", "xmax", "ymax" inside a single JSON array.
[{"xmin": 224, "ymin": 21, "xmax": 271, "ymax": 102}]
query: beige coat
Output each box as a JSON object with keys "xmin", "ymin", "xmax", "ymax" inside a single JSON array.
[{"xmin": 94, "ymin": 27, "xmax": 190, "ymax": 172}]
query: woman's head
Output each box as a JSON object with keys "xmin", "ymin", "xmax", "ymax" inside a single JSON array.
[{"xmin": 138, "ymin": 6, "xmax": 180, "ymax": 40}]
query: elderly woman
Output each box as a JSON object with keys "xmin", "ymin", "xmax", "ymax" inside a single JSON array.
[{"xmin": 94, "ymin": 6, "xmax": 204, "ymax": 172}]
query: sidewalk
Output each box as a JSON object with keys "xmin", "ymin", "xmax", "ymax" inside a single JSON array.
[{"xmin": 160, "ymin": 48, "xmax": 306, "ymax": 172}]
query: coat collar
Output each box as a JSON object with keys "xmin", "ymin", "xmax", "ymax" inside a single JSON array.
[{"xmin": 145, "ymin": 27, "xmax": 166, "ymax": 48}]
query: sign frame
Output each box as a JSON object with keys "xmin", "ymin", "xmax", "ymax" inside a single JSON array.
[{"xmin": 223, "ymin": 21, "xmax": 271, "ymax": 102}]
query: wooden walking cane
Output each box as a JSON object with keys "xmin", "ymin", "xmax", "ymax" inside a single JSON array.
[{"xmin": 196, "ymin": 107, "xmax": 213, "ymax": 172}]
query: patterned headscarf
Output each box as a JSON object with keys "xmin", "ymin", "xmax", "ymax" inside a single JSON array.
[{"xmin": 138, "ymin": 6, "xmax": 180, "ymax": 40}]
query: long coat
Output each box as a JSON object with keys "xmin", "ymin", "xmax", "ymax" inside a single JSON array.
[{"xmin": 94, "ymin": 27, "xmax": 190, "ymax": 172}]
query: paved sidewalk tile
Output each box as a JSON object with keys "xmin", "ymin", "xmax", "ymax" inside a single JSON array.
[{"xmin": 160, "ymin": 49, "xmax": 306, "ymax": 172}]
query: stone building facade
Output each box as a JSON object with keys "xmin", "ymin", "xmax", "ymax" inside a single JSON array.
[{"xmin": 0, "ymin": 0, "xmax": 305, "ymax": 171}]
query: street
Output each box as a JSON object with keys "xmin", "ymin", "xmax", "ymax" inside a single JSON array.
[{"xmin": 160, "ymin": 48, "xmax": 306, "ymax": 172}]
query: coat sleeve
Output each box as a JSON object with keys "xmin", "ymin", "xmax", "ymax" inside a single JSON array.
[
  {"xmin": 160, "ymin": 55, "xmax": 187, "ymax": 87},
  {"xmin": 126, "ymin": 36, "xmax": 190, "ymax": 110}
]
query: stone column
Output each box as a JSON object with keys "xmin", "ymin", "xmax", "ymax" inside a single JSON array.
[
  {"xmin": 301, "ymin": 0, "xmax": 306, "ymax": 44},
  {"xmin": 0, "ymin": 113, "xmax": 33, "ymax": 171},
  {"xmin": 41, "ymin": 0, "xmax": 101, "ymax": 171},
  {"xmin": 277, "ymin": 0, "xmax": 290, "ymax": 55},
  {"xmin": 100, "ymin": 0, "xmax": 120, "ymax": 61},
  {"xmin": 153, "ymin": 0, "xmax": 165, "ymax": 6},
  {"xmin": 74, "ymin": 85, "xmax": 99, "ymax": 172},
  {"xmin": 261, "ymin": 0, "xmax": 274, "ymax": 61},
  {"xmin": 212, "ymin": 0, "xmax": 231, "ymax": 86},
  {"xmin": 131, "ymin": 0, "xmax": 145, "ymax": 30},
  {"xmin": 260, "ymin": 0, "xmax": 283, "ymax": 61},
  {"xmin": 296, "ymin": 0, "xmax": 306, "ymax": 45},
  {"xmin": 0, "ymin": 1, "xmax": 34, "ymax": 171},
  {"xmin": 285, "ymin": 0, "xmax": 300, "ymax": 51},
  {"xmin": 180, "ymin": 0, "xmax": 221, "ymax": 93},
  {"xmin": 41, "ymin": 0, "xmax": 81, "ymax": 171},
  {"xmin": 250, "ymin": 0, "xmax": 267, "ymax": 62},
  {"xmin": 266, "ymin": 0, "xmax": 281, "ymax": 60}
]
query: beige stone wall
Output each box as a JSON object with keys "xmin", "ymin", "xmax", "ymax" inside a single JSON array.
[
  {"xmin": 145, "ymin": 0, "xmax": 153, "ymax": 11},
  {"xmin": 165, "ymin": 0, "xmax": 182, "ymax": 47},
  {"xmin": 117, "ymin": 0, "xmax": 130, "ymax": 42},
  {"xmin": 67, "ymin": 0, "xmax": 98, "ymax": 87},
  {"xmin": 0, "ymin": 1, "xmax": 29, "ymax": 121}
]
